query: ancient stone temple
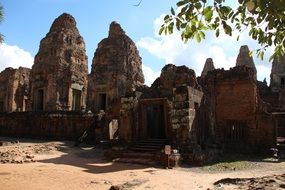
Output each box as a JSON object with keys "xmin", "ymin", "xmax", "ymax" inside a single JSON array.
[
  {"xmin": 198, "ymin": 46, "xmax": 274, "ymax": 153},
  {"xmin": 236, "ymin": 45, "xmax": 257, "ymax": 77},
  {"xmin": 0, "ymin": 67, "xmax": 30, "ymax": 112},
  {"xmin": 201, "ymin": 58, "xmax": 215, "ymax": 77},
  {"xmin": 29, "ymin": 13, "xmax": 88, "ymax": 111},
  {"xmin": 270, "ymin": 56, "xmax": 285, "ymax": 93},
  {"xmin": 119, "ymin": 64, "xmax": 203, "ymax": 151},
  {"xmin": 267, "ymin": 56, "xmax": 285, "ymax": 139},
  {"xmin": 88, "ymin": 21, "xmax": 144, "ymax": 113},
  {"xmin": 199, "ymin": 65, "xmax": 273, "ymax": 152},
  {"xmin": 0, "ymin": 15, "xmax": 280, "ymax": 158}
]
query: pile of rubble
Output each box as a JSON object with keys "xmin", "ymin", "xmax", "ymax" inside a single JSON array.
[
  {"xmin": 213, "ymin": 174, "xmax": 285, "ymax": 190},
  {"xmin": 0, "ymin": 141, "xmax": 60, "ymax": 164}
]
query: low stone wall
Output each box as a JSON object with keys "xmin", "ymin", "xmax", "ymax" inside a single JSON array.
[{"xmin": 0, "ymin": 111, "xmax": 95, "ymax": 140}]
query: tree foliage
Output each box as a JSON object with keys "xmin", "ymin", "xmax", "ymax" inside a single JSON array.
[
  {"xmin": 0, "ymin": 5, "xmax": 4, "ymax": 43},
  {"xmin": 160, "ymin": 0, "xmax": 285, "ymax": 61}
]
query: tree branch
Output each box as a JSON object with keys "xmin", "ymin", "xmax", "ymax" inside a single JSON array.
[{"xmin": 133, "ymin": 0, "xmax": 142, "ymax": 7}]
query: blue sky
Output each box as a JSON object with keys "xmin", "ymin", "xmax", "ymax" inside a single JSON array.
[{"xmin": 0, "ymin": 0, "xmax": 273, "ymax": 86}]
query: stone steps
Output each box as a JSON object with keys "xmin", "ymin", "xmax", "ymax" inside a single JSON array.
[
  {"xmin": 130, "ymin": 139, "xmax": 168, "ymax": 152},
  {"xmin": 105, "ymin": 149, "xmax": 161, "ymax": 166},
  {"xmin": 115, "ymin": 157, "xmax": 158, "ymax": 166}
]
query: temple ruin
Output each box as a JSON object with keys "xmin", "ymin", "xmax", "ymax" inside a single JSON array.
[
  {"xmin": 88, "ymin": 21, "xmax": 144, "ymax": 113},
  {"xmin": 0, "ymin": 13, "xmax": 283, "ymax": 161},
  {"xmin": 0, "ymin": 67, "xmax": 30, "ymax": 112},
  {"xmin": 29, "ymin": 13, "xmax": 88, "ymax": 111}
]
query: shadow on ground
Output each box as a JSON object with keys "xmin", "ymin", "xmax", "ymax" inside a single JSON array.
[{"xmin": 38, "ymin": 142, "xmax": 149, "ymax": 174}]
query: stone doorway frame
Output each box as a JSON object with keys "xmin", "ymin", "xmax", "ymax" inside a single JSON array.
[{"xmin": 137, "ymin": 98, "xmax": 171, "ymax": 141}]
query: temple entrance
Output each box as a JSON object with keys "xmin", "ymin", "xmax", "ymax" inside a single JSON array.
[
  {"xmin": 0, "ymin": 101, "xmax": 4, "ymax": 112},
  {"xmin": 35, "ymin": 89, "xmax": 44, "ymax": 111},
  {"xmin": 72, "ymin": 89, "xmax": 81, "ymax": 110},
  {"xmin": 146, "ymin": 104, "xmax": 166, "ymax": 138},
  {"xmin": 138, "ymin": 99, "xmax": 169, "ymax": 140},
  {"xmin": 98, "ymin": 93, "xmax": 107, "ymax": 111}
]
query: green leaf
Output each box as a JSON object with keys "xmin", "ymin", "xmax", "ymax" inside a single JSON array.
[
  {"xmin": 176, "ymin": 18, "xmax": 181, "ymax": 30},
  {"xmin": 222, "ymin": 21, "xmax": 232, "ymax": 36},
  {"xmin": 159, "ymin": 27, "xmax": 164, "ymax": 35},
  {"xmin": 195, "ymin": 32, "xmax": 201, "ymax": 43},
  {"xmin": 216, "ymin": 28, "xmax": 220, "ymax": 37},
  {"xmin": 220, "ymin": 6, "xmax": 232, "ymax": 17},
  {"xmin": 195, "ymin": 2, "xmax": 202, "ymax": 9},
  {"xmin": 249, "ymin": 51, "xmax": 253, "ymax": 57},
  {"xmin": 176, "ymin": 0, "xmax": 188, "ymax": 7},
  {"xmin": 171, "ymin": 7, "xmax": 175, "ymax": 15},
  {"xmin": 203, "ymin": 6, "xmax": 213, "ymax": 22},
  {"xmin": 260, "ymin": 51, "xmax": 264, "ymax": 60},
  {"xmin": 168, "ymin": 22, "xmax": 174, "ymax": 34},
  {"xmin": 164, "ymin": 15, "xmax": 170, "ymax": 21},
  {"xmin": 199, "ymin": 31, "xmax": 206, "ymax": 39},
  {"xmin": 181, "ymin": 23, "xmax": 187, "ymax": 29}
]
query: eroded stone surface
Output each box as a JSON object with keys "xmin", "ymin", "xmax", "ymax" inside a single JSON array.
[
  {"xmin": 270, "ymin": 56, "xmax": 285, "ymax": 92},
  {"xmin": 0, "ymin": 67, "xmax": 30, "ymax": 112},
  {"xmin": 140, "ymin": 64, "xmax": 200, "ymax": 99},
  {"xmin": 198, "ymin": 66, "xmax": 273, "ymax": 152},
  {"xmin": 29, "ymin": 13, "xmax": 88, "ymax": 111},
  {"xmin": 201, "ymin": 58, "xmax": 215, "ymax": 77},
  {"xmin": 236, "ymin": 45, "xmax": 257, "ymax": 76},
  {"xmin": 88, "ymin": 21, "xmax": 144, "ymax": 112}
]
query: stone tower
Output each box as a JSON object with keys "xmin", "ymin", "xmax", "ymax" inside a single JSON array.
[
  {"xmin": 0, "ymin": 67, "xmax": 30, "ymax": 112},
  {"xmin": 236, "ymin": 45, "xmax": 257, "ymax": 76},
  {"xmin": 29, "ymin": 13, "xmax": 88, "ymax": 111},
  {"xmin": 270, "ymin": 56, "xmax": 285, "ymax": 92},
  {"xmin": 201, "ymin": 58, "xmax": 215, "ymax": 77},
  {"xmin": 88, "ymin": 21, "xmax": 144, "ymax": 112}
]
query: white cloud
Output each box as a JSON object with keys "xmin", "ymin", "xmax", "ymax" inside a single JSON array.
[
  {"xmin": 0, "ymin": 43, "xmax": 34, "ymax": 72},
  {"xmin": 137, "ymin": 14, "xmax": 272, "ymax": 84},
  {"xmin": 142, "ymin": 64, "xmax": 160, "ymax": 86}
]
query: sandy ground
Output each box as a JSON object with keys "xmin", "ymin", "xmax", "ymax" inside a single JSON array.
[{"xmin": 0, "ymin": 138, "xmax": 285, "ymax": 190}]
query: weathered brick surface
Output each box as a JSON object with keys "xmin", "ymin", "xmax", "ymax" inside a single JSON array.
[
  {"xmin": 171, "ymin": 86, "xmax": 203, "ymax": 147},
  {"xmin": 199, "ymin": 66, "xmax": 274, "ymax": 152},
  {"xmin": 88, "ymin": 21, "xmax": 144, "ymax": 113},
  {"xmin": 0, "ymin": 67, "xmax": 30, "ymax": 112},
  {"xmin": 0, "ymin": 112, "xmax": 94, "ymax": 140},
  {"xmin": 0, "ymin": 16, "xmax": 278, "ymax": 155},
  {"xmin": 270, "ymin": 55, "xmax": 285, "ymax": 93},
  {"xmin": 29, "ymin": 13, "xmax": 88, "ymax": 111},
  {"xmin": 201, "ymin": 58, "xmax": 215, "ymax": 77}
]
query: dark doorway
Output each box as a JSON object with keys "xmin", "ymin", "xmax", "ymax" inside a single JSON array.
[
  {"xmin": 98, "ymin": 93, "xmax": 107, "ymax": 111},
  {"xmin": 146, "ymin": 104, "xmax": 166, "ymax": 139},
  {"xmin": 224, "ymin": 120, "xmax": 245, "ymax": 142},
  {"xmin": 72, "ymin": 89, "xmax": 81, "ymax": 110},
  {"xmin": 281, "ymin": 77, "xmax": 285, "ymax": 87},
  {"xmin": 0, "ymin": 101, "xmax": 4, "ymax": 112},
  {"xmin": 36, "ymin": 89, "xmax": 44, "ymax": 111}
]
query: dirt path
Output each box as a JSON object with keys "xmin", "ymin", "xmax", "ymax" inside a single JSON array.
[{"xmin": 0, "ymin": 138, "xmax": 285, "ymax": 190}]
